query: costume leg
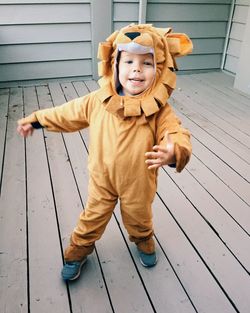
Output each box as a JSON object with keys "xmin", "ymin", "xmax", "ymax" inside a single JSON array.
[
  {"xmin": 119, "ymin": 177, "xmax": 156, "ymax": 254},
  {"xmin": 64, "ymin": 173, "xmax": 118, "ymax": 261}
]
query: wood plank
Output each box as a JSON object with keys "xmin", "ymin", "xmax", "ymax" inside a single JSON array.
[
  {"xmin": 171, "ymin": 90, "xmax": 250, "ymax": 163},
  {"xmin": 38, "ymin": 82, "xmax": 114, "ymax": 313},
  {"xmin": 176, "ymin": 76, "xmax": 250, "ymax": 148},
  {"xmin": 0, "ymin": 88, "xmax": 9, "ymax": 195},
  {"xmin": 192, "ymin": 72, "xmax": 250, "ymax": 107},
  {"xmin": 183, "ymin": 154, "xmax": 250, "ymax": 234},
  {"xmin": 114, "ymin": 209, "xmax": 197, "ymax": 313},
  {"xmin": 176, "ymin": 75, "xmax": 249, "ymax": 134},
  {"xmin": 152, "ymin": 194, "xmax": 236, "ymax": 313},
  {"xmin": 165, "ymin": 161, "xmax": 250, "ymax": 271},
  {"xmin": 0, "ymin": 87, "xmax": 28, "ymax": 312},
  {"xmin": 157, "ymin": 169, "xmax": 250, "ymax": 313},
  {"xmin": 190, "ymin": 136, "xmax": 250, "ymax": 207},
  {"xmin": 169, "ymin": 98, "xmax": 250, "ymax": 182},
  {"xmin": 180, "ymin": 74, "xmax": 250, "ymax": 117},
  {"xmin": 95, "ymin": 213, "xmax": 156, "ymax": 313},
  {"xmin": 23, "ymin": 86, "xmax": 70, "ymax": 313}
]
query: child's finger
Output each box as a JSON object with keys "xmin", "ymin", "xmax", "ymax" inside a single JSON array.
[
  {"xmin": 147, "ymin": 162, "xmax": 162, "ymax": 170},
  {"xmin": 152, "ymin": 145, "xmax": 168, "ymax": 153},
  {"xmin": 145, "ymin": 151, "xmax": 160, "ymax": 159},
  {"xmin": 145, "ymin": 158, "xmax": 161, "ymax": 166}
]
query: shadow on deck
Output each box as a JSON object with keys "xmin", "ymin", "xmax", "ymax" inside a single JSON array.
[{"xmin": 0, "ymin": 71, "xmax": 250, "ymax": 313}]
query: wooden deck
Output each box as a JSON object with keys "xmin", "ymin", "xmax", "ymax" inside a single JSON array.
[{"xmin": 0, "ymin": 71, "xmax": 249, "ymax": 313}]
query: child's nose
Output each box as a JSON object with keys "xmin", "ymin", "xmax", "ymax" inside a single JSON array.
[{"xmin": 133, "ymin": 64, "xmax": 141, "ymax": 72}]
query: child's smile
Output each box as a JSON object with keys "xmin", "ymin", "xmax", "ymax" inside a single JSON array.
[{"xmin": 118, "ymin": 51, "xmax": 155, "ymax": 96}]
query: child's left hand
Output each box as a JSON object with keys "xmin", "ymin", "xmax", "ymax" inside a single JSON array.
[{"xmin": 145, "ymin": 132, "xmax": 176, "ymax": 170}]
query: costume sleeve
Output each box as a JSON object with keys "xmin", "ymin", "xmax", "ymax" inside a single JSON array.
[
  {"xmin": 18, "ymin": 93, "xmax": 94, "ymax": 132},
  {"xmin": 156, "ymin": 102, "xmax": 192, "ymax": 173}
]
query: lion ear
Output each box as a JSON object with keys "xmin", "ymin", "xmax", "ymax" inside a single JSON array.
[{"xmin": 166, "ymin": 33, "xmax": 193, "ymax": 57}]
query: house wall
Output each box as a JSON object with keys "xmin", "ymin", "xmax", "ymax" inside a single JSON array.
[
  {"xmin": 0, "ymin": 0, "xmax": 233, "ymax": 82},
  {"xmin": 0, "ymin": 0, "xmax": 92, "ymax": 82},
  {"xmin": 224, "ymin": 0, "xmax": 250, "ymax": 74},
  {"xmin": 234, "ymin": 1, "xmax": 250, "ymax": 94},
  {"xmin": 112, "ymin": 0, "xmax": 232, "ymax": 71}
]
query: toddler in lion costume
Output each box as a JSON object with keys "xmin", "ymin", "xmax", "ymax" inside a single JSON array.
[{"xmin": 17, "ymin": 23, "xmax": 193, "ymax": 281}]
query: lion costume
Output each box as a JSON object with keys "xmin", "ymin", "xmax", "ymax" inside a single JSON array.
[{"xmin": 18, "ymin": 24, "xmax": 193, "ymax": 260}]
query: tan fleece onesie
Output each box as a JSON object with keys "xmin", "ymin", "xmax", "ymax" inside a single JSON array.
[{"xmin": 18, "ymin": 24, "xmax": 193, "ymax": 260}]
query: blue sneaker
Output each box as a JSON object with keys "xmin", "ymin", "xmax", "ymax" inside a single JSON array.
[
  {"xmin": 138, "ymin": 250, "xmax": 157, "ymax": 267},
  {"xmin": 61, "ymin": 258, "xmax": 87, "ymax": 281}
]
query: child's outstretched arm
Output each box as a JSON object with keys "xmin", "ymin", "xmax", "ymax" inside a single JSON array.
[
  {"xmin": 17, "ymin": 93, "xmax": 93, "ymax": 134},
  {"xmin": 145, "ymin": 131, "xmax": 176, "ymax": 170}
]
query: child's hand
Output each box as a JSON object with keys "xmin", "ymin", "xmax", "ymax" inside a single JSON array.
[
  {"xmin": 145, "ymin": 132, "xmax": 176, "ymax": 170},
  {"xmin": 17, "ymin": 123, "xmax": 34, "ymax": 138}
]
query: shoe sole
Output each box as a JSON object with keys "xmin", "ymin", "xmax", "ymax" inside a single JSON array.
[
  {"xmin": 139, "ymin": 255, "xmax": 158, "ymax": 268},
  {"xmin": 68, "ymin": 258, "xmax": 87, "ymax": 281}
]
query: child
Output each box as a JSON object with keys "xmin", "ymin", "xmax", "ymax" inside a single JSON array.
[{"xmin": 17, "ymin": 24, "xmax": 192, "ymax": 281}]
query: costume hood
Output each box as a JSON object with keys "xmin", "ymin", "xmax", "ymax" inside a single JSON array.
[{"xmin": 96, "ymin": 24, "xmax": 193, "ymax": 119}]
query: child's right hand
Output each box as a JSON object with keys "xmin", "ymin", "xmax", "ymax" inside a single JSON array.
[{"xmin": 17, "ymin": 123, "xmax": 34, "ymax": 138}]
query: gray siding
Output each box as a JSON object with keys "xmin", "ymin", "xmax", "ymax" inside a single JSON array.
[
  {"xmin": 113, "ymin": 0, "xmax": 140, "ymax": 30},
  {"xmin": 0, "ymin": 1, "xmax": 92, "ymax": 82},
  {"xmin": 0, "ymin": 0, "xmax": 239, "ymax": 82},
  {"xmin": 146, "ymin": 0, "xmax": 231, "ymax": 71},
  {"xmin": 112, "ymin": 0, "xmax": 232, "ymax": 71},
  {"xmin": 224, "ymin": 0, "xmax": 250, "ymax": 74}
]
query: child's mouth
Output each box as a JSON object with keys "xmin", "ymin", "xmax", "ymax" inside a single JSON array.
[{"xmin": 129, "ymin": 78, "xmax": 144, "ymax": 85}]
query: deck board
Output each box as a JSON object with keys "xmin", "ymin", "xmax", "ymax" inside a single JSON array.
[
  {"xmin": 0, "ymin": 87, "xmax": 28, "ymax": 313},
  {"xmin": 177, "ymin": 76, "xmax": 250, "ymax": 135},
  {"xmin": 23, "ymin": 86, "xmax": 70, "ymax": 313},
  {"xmin": 0, "ymin": 71, "xmax": 250, "ymax": 313}
]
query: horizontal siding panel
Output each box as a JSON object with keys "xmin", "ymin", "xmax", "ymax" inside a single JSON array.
[
  {"xmin": 236, "ymin": 0, "xmax": 250, "ymax": 4},
  {"xmin": 113, "ymin": 3, "xmax": 139, "ymax": 21},
  {"xmin": 147, "ymin": 4, "xmax": 230, "ymax": 22},
  {"xmin": 154, "ymin": 21, "xmax": 227, "ymax": 38},
  {"xmin": 0, "ymin": 42, "xmax": 91, "ymax": 64},
  {"xmin": 0, "ymin": 60, "xmax": 92, "ymax": 82},
  {"xmin": 232, "ymin": 5, "xmax": 249, "ymax": 23},
  {"xmin": 176, "ymin": 54, "xmax": 222, "ymax": 70},
  {"xmin": 1, "ymin": 1, "xmax": 89, "ymax": 3},
  {"xmin": 0, "ymin": 24, "xmax": 91, "ymax": 45},
  {"xmin": 0, "ymin": 4, "xmax": 91, "ymax": 24},
  {"xmin": 224, "ymin": 3, "xmax": 249, "ymax": 73},
  {"xmin": 192, "ymin": 38, "xmax": 224, "ymax": 54},
  {"xmin": 148, "ymin": 0, "xmax": 231, "ymax": 3},
  {"xmin": 229, "ymin": 22, "xmax": 246, "ymax": 41},
  {"xmin": 226, "ymin": 39, "xmax": 242, "ymax": 58},
  {"xmin": 113, "ymin": 0, "xmax": 139, "ymax": 2}
]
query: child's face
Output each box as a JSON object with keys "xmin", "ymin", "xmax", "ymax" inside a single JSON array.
[{"xmin": 118, "ymin": 51, "xmax": 155, "ymax": 96}]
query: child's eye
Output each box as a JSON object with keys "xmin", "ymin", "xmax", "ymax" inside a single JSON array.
[
  {"xmin": 144, "ymin": 61, "xmax": 153, "ymax": 66},
  {"xmin": 125, "ymin": 60, "xmax": 133, "ymax": 64}
]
